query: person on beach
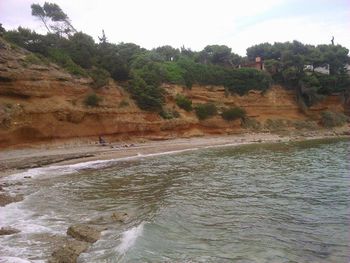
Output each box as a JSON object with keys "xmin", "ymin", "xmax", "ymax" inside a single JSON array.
[{"xmin": 98, "ymin": 135, "xmax": 106, "ymax": 146}]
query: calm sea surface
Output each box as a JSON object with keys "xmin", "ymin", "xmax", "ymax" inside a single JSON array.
[{"xmin": 0, "ymin": 138, "xmax": 349, "ymax": 262}]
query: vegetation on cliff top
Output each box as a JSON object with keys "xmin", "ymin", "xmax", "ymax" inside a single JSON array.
[{"xmin": 1, "ymin": 2, "xmax": 349, "ymax": 115}]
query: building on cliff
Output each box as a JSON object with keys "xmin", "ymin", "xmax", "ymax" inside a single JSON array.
[{"xmin": 304, "ymin": 64, "xmax": 330, "ymax": 75}]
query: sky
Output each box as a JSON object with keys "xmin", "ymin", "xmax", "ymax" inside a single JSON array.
[{"xmin": 1, "ymin": 0, "xmax": 349, "ymax": 56}]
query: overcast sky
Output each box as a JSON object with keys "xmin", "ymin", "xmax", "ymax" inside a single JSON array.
[{"xmin": 1, "ymin": 0, "xmax": 349, "ymax": 55}]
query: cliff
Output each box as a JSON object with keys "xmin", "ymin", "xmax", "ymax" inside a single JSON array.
[{"xmin": 0, "ymin": 39, "xmax": 346, "ymax": 148}]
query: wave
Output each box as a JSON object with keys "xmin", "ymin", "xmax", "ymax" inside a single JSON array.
[{"xmin": 116, "ymin": 222, "xmax": 145, "ymax": 254}]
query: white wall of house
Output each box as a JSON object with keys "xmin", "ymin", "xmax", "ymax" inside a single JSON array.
[
  {"xmin": 304, "ymin": 64, "xmax": 330, "ymax": 75},
  {"xmin": 345, "ymin": 64, "xmax": 350, "ymax": 75}
]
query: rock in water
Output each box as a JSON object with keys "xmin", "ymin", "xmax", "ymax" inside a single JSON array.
[
  {"xmin": 0, "ymin": 193, "xmax": 23, "ymax": 206},
  {"xmin": 67, "ymin": 224, "xmax": 101, "ymax": 243},
  {"xmin": 48, "ymin": 239, "xmax": 89, "ymax": 263},
  {"xmin": 87, "ymin": 211, "xmax": 130, "ymax": 225},
  {"xmin": 0, "ymin": 227, "xmax": 20, "ymax": 235},
  {"xmin": 111, "ymin": 212, "xmax": 130, "ymax": 223}
]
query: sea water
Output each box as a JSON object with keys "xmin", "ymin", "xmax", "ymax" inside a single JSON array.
[{"xmin": 0, "ymin": 138, "xmax": 349, "ymax": 262}]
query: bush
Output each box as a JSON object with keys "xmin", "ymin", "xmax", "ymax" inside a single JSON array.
[
  {"xmin": 48, "ymin": 48, "xmax": 87, "ymax": 76},
  {"xmin": 320, "ymin": 111, "xmax": 348, "ymax": 127},
  {"xmin": 118, "ymin": 99, "xmax": 129, "ymax": 108},
  {"xmin": 88, "ymin": 68, "xmax": 110, "ymax": 88},
  {"xmin": 293, "ymin": 120, "xmax": 318, "ymax": 130},
  {"xmin": 221, "ymin": 107, "xmax": 246, "ymax": 121},
  {"xmin": 194, "ymin": 103, "xmax": 217, "ymax": 120},
  {"xmin": 159, "ymin": 109, "xmax": 180, "ymax": 119},
  {"xmin": 84, "ymin": 93, "xmax": 101, "ymax": 107},
  {"xmin": 23, "ymin": 53, "xmax": 44, "ymax": 65},
  {"xmin": 175, "ymin": 94, "xmax": 192, "ymax": 111},
  {"xmin": 264, "ymin": 119, "xmax": 287, "ymax": 131},
  {"xmin": 242, "ymin": 118, "xmax": 262, "ymax": 130}
]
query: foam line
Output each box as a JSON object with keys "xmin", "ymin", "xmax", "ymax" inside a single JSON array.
[
  {"xmin": 116, "ymin": 222, "xmax": 145, "ymax": 254},
  {"xmin": 7, "ymin": 148, "xmax": 200, "ymax": 181}
]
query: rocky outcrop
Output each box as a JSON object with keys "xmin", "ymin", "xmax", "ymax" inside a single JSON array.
[
  {"xmin": 0, "ymin": 227, "xmax": 20, "ymax": 235},
  {"xmin": 49, "ymin": 239, "xmax": 89, "ymax": 263},
  {"xmin": 67, "ymin": 224, "xmax": 101, "ymax": 243},
  {"xmin": 49, "ymin": 212, "xmax": 130, "ymax": 262},
  {"xmin": 0, "ymin": 193, "xmax": 23, "ymax": 206},
  {"xmin": 49, "ymin": 224, "xmax": 102, "ymax": 263},
  {"xmin": 111, "ymin": 212, "xmax": 130, "ymax": 223}
]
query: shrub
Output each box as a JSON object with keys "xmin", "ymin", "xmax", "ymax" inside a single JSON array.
[
  {"xmin": 23, "ymin": 53, "xmax": 43, "ymax": 65},
  {"xmin": 194, "ymin": 103, "xmax": 217, "ymax": 120},
  {"xmin": 118, "ymin": 99, "xmax": 129, "ymax": 108},
  {"xmin": 293, "ymin": 120, "xmax": 318, "ymax": 130},
  {"xmin": 88, "ymin": 68, "xmax": 110, "ymax": 88},
  {"xmin": 84, "ymin": 93, "xmax": 101, "ymax": 107},
  {"xmin": 175, "ymin": 94, "xmax": 192, "ymax": 111},
  {"xmin": 264, "ymin": 119, "xmax": 287, "ymax": 131},
  {"xmin": 242, "ymin": 118, "xmax": 262, "ymax": 131},
  {"xmin": 48, "ymin": 48, "xmax": 87, "ymax": 76},
  {"xmin": 159, "ymin": 109, "xmax": 180, "ymax": 119},
  {"xmin": 320, "ymin": 111, "xmax": 348, "ymax": 127},
  {"xmin": 221, "ymin": 107, "xmax": 246, "ymax": 121}
]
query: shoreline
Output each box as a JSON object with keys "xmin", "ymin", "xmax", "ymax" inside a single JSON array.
[{"xmin": 1, "ymin": 129, "xmax": 349, "ymax": 179}]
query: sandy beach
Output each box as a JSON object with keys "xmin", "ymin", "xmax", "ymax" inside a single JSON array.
[{"xmin": 1, "ymin": 128, "xmax": 349, "ymax": 179}]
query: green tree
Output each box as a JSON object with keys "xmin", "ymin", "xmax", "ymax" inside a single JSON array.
[
  {"xmin": 246, "ymin": 42, "xmax": 273, "ymax": 60},
  {"xmin": 31, "ymin": 3, "xmax": 51, "ymax": 32},
  {"xmin": 154, "ymin": 45, "xmax": 180, "ymax": 61},
  {"xmin": 175, "ymin": 94, "xmax": 192, "ymax": 111},
  {"xmin": 317, "ymin": 44, "xmax": 349, "ymax": 74},
  {"xmin": 198, "ymin": 45, "xmax": 234, "ymax": 67},
  {"xmin": 31, "ymin": 2, "xmax": 77, "ymax": 36},
  {"xmin": 97, "ymin": 42, "xmax": 143, "ymax": 80},
  {"xmin": 128, "ymin": 74, "xmax": 164, "ymax": 111},
  {"xmin": 67, "ymin": 32, "xmax": 96, "ymax": 68}
]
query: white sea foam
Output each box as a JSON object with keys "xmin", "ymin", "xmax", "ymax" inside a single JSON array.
[
  {"xmin": 116, "ymin": 222, "xmax": 145, "ymax": 254},
  {"xmin": 7, "ymin": 147, "xmax": 201, "ymax": 181},
  {"xmin": 7, "ymin": 158, "xmax": 115, "ymax": 181},
  {"xmin": 0, "ymin": 201, "xmax": 56, "ymax": 235},
  {"xmin": 0, "ymin": 257, "xmax": 31, "ymax": 263}
]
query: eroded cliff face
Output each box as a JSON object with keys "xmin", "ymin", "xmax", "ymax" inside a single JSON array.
[{"xmin": 0, "ymin": 39, "xmax": 346, "ymax": 148}]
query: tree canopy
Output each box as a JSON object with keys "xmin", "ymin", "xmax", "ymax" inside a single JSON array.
[{"xmin": 31, "ymin": 2, "xmax": 77, "ymax": 36}]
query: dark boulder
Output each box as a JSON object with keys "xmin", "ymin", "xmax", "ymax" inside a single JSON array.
[
  {"xmin": 0, "ymin": 193, "xmax": 23, "ymax": 206},
  {"xmin": 0, "ymin": 226, "xmax": 20, "ymax": 235},
  {"xmin": 67, "ymin": 224, "xmax": 101, "ymax": 243},
  {"xmin": 48, "ymin": 239, "xmax": 89, "ymax": 263}
]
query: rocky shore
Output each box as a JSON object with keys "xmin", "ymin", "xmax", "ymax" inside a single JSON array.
[{"xmin": 48, "ymin": 211, "xmax": 132, "ymax": 262}]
